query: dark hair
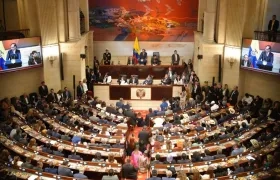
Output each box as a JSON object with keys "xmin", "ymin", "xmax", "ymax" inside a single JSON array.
[
  {"xmin": 108, "ymin": 169, "xmax": 114, "ymax": 176},
  {"xmin": 266, "ymin": 45, "xmax": 271, "ymax": 50},
  {"xmin": 151, "ymin": 169, "xmax": 158, "ymax": 177},
  {"xmin": 11, "ymin": 43, "xmax": 17, "ymax": 48}
]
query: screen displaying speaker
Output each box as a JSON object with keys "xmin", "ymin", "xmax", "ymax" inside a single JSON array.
[{"xmin": 0, "ymin": 37, "xmax": 43, "ymax": 73}]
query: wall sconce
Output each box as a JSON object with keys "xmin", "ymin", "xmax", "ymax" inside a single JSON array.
[
  {"xmin": 228, "ymin": 57, "xmax": 235, "ymax": 68},
  {"xmin": 80, "ymin": 54, "xmax": 86, "ymax": 60},
  {"xmin": 47, "ymin": 56, "xmax": 56, "ymax": 65}
]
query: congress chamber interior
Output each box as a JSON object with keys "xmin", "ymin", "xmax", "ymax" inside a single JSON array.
[{"xmin": 0, "ymin": 0, "xmax": 280, "ymax": 180}]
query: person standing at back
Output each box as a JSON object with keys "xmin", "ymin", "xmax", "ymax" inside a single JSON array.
[{"xmin": 268, "ymin": 15, "xmax": 279, "ymax": 42}]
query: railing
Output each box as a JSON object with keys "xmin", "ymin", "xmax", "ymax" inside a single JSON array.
[
  {"xmin": 0, "ymin": 29, "xmax": 30, "ymax": 40},
  {"xmin": 254, "ymin": 30, "xmax": 280, "ymax": 42}
]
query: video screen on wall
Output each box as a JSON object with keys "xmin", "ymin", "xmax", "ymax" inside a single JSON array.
[
  {"xmin": 241, "ymin": 39, "xmax": 280, "ymax": 74},
  {"xmin": 0, "ymin": 37, "xmax": 43, "ymax": 73}
]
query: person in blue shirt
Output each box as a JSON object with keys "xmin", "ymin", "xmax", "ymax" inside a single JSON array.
[
  {"xmin": 72, "ymin": 133, "xmax": 82, "ymax": 144},
  {"xmin": 160, "ymin": 98, "xmax": 168, "ymax": 111}
]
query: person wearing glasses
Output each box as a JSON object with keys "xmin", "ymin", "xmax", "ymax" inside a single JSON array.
[
  {"xmin": 5, "ymin": 43, "xmax": 22, "ymax": 68},
  {"xmin": 257, "ymin": 45, "xmax": 274, "ymax": 71}
]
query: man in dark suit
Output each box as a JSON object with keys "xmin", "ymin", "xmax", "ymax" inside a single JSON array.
[
  {"xmin": 76, "ymin": 81, "xmax": 84, "ymax": 99},
  {"xmin": 112, "ymin": 139, "xmax": 124, "ymax": 148},
  {"xmin": 229, "ymin": 86, "xmax": 239, "ymax": 106},
  {"xmin": 268, "ymin": 15, "xmax": 279, "ymax": 42},
  {"xmin": 192, "ymin": 81, "xmax": 202, "ymax": 99},
  {"xmin": 202, "ymin": 149, "xmax": 214, "ymax": 161},
  {"xmin": 139, "ymin": 49, "xmax": 147, "ymax": 65},
  {"xmin": 171, "ymin": 50, "xmax": 180, "ymax": 65},
  {"xmin": 58, "ymin": 161, "xmax": 73, "ymax": 177},
  {"xmin": 122, "ymin": 159, "xmax": 138, "ymax": 180},
  {"xmin": 241, "ymin": 54, "xmax": 252, "ymax": 67},
  {"xmin": 127, "ymin": 56, "xmax": 135, "ymax": 65},
  {"xmin": 28, "ymin": 51, "xmax": 42, "ymax": 65},
  {"xmin": 103, "ymin": 49, "xmax": 111, "ymax": 65},
  {"xmin": 44, "ymin": 162, "xmax": 58, "ymax": 174},
  {"xmin": 214, "ymin": 149, "xmax": 226, "ymax": 159},
  {"xmin": 5, "ymin": 43, "xmax": 22, "ymax": 68},
  {"xmin": 257, "ymin": 45, "xmax": 274, "ymax": 71},
  {"xmin": 53, "ymin": 146, "xmax": 65, "ymax": 157},
  {"xmin": 143, "ymin": 75, "xmax": 153, "ymax": 85},
  {"xmin": 102, "ymin": 169, "xmax": 119, "ymax": 180},
  {"xmin": 145, "ymin": 108, "xmax": 155, "ymax": 126},
  {"xmin": 147, "ymin": 170, "xmax": 161, "ymax": 180},
  {"xmin": 161, "ymin": 74, "xmax": 171, "ymax": 85},
  {"xmin": 20, "ymin": 93, "xmax": 31, "ymax": 108},
  {"xmin": 106, "ymin": 105, "xmax": 118, "ymax": 114},
  {"xmin": 138, "ymin": 126, "xmax": 150, "ymax": 145},
  {"xmin": 129, "ymin": 76, "xmax": 139, "ymax": 85},
  {"xmin": 38, "ymin": 81, "xmax": 48, "ymax": 98},
  {"xmin": 47, "ymin": 89, "xmax": 58, "ymax": 103},
  {"xmin": 62, "ymin": 87, "xmax": 72, "ymax": 101},
  {"xmin": 68, "ymin": 151, "xmax": 82, "ymax": 160},
  {"xmin": 151, "ymin": 55, "xmax": 160, "ymax": 66}
]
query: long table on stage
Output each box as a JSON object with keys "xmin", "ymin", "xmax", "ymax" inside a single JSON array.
[
  {"xmin": 94, "ymin": 84, "xmax": 183, "ymax": 109},
  {"xmin": 99, "ymin": 65, "xmax": 185, "ymax": 79}
]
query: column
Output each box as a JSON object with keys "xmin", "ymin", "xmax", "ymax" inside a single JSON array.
[
  {"xmin": 67, "ymin": 0, "xmax": 81, "ymax": 41},
  {"xmin": 203, "ymin": 0, "xmax": 217, "ymax": 42},
  {"xmin": 56, "ymin": 0, "xmax": 68, "ymax": 42}
]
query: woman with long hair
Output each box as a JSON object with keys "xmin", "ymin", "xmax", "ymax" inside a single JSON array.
[{"xmin": 131, "ymin": 143, "xmax": 143, "ymax": 168}]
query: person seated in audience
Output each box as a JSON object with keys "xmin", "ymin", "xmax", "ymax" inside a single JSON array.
[
  {"xmin": 177, "ymin": 153, "xmax": 190, "ymax": 163},
  {"xmin": 21, "ymin": 157, "xmax": 33, "ymax": 169},
  {"xmin": 129, "ymin": 75, "xmax": 139, "ymax": 85},
  {"xmin": 52, "ymin": 128, "xmax": 62, "ymax": 139},
  {"xmin": 122, "ymin": 159, "xmax": 138, "ymax": 180},
  {"xmin": 150, "ymin": 154, "xmax": 163, "ymax": 166},
  {"xmin": 112, "ymin": 139, "xmax": 124, "ymax": 148},
  {"xmin": 47, "ymin": 89, "xmax": 58, "ymax": 103},
  {"xmin": 103, "ymin": 49, "xmax": 111, "ymax": 65},
  {"xmin": 20, "ymin": 93, "xmax": 31, "ymax": 108},
  {"xmin": 62, "ymin": 87, "xmax": 72, "ymax": 102},
  {"xmin": 106, "ymin": 153, "xmax": 118, "ymax": 163},
  {"xmin": 53, "ymin": 146, "xmax": 65, "ymax": 157},
  {"xmin": 147, "ymin": 169, "xmax": 161, "ymax": 180},
  {"xmin": 203, "ymin": 149, "xmax": 214, "ymax": 161},
  {"xmin": 42, "ymin": 143, "xmax": 53, "ymax": 154},
  {"xmin": 268, "ymin": 101, "xmax": 280, "ymax": 120},
  {"xmin": 102, "ymin": 169, "xmax": 119, "ymax": 180},
  {"xmin": 214, "ymin": 149, "xmax": 226, "ymax": 159},
  {"xmin": 44, "ymin": 161, "xmax": 58, "ymax": 174},
  {"xmin": 143, "ymin": 74, "xmax": 153, "ymax": 85},
  {"xmin": 174, "ymin": 75, "xmax": 182, "ymax": 85},
  {"xmin": 161, "ymin": 74, "xmax": 171, "ymax": 85},
  {"xmin": 192, "ymin": 137, "xmax": 202, "ymax": 147},
  {"xmin": 0, "ymin": 149, "xmax": 11, "ymax": 165},
  {"xmin": 33, "ymin": 161, "xmax": 43, "ymax": 173},
  {"xmin": 71, "ymin": 133, "xmax": 81, "ymax": 144},
  {"xmin": 214, "ymin": 165, "xmax": 227, "ymax": 177},
  {"xmin": 242, "ymin": 93, "xmax": 253, "ymax": 106},
  {"xmin": 27, "ymin": 138, "xmax": 37, "ymax": 148},
  {"xmin": 68, "ymin": 150, "xmax": 82, "ymax": 160},
  {"xmin": 117, "ymin": 76, "xmax": 126, "ymax": 85},
  {"xmin": 74, "ymin": 166, "xmax": 88, "ymax": 179},
  {"xmin": 58, "ymin": 160, "xmax": 73, "ymax": 177},
  {"xmin": 151, "ymin": 55, "xmax": 160, "ymax": 66},
  {"xmin": 192, "ymin": 151, "xmax": 202, "ymax": 162},
  {"xmin": 61, "ymin": 133, "xmax": 71, "ymax": 141},
  {"xmin": 231, "ymin": 143, "xmax": 244, "ymax": 156},
  {"xmin": 166, "ymin": 67, "xmax": 174, "ymax": 80},
  {"xmin": 139, "ymin": 49, "xmax": 147, "ymax": 65},
  {"xmin": 100, "ymin": 126, "xmax": 111, "ymax": 136},
  {"xmin": 92, "ymin": 152, "xmax": 104, "ymax": 162},
  {"xmin": 164, "ymin": 154, "xmax": 176, "ymax": 164},
  {"xmin": 100, "ymin": 138, "xmax": 111, "ymax": 148},
  {"xmin": 232, "ymin": 162, "xmax": 244, "ymax": 175},
  {"xmin": 127, "ymin": 56, "xmax": 135, "ymax": 65},
  {"xmin": 116, "ymin": 98, "xmax": 124, "ymax": 109},
  {"xmin": 103, "ymin": 72, "xmax": 112, "ymax": 84}
]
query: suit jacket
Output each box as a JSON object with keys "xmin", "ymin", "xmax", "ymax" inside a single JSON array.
[
  {"xmin": 77, "ymin": 85, "xmax": 84, "ymax": 97},
  {"xmin": 122, "ymin": 163, "xmax": 138, "ymax": 179},
  {"xmin": 53, "ymin": 150, "xmax": 65, "ymax": 157},
  {"xmin": 161, "ymin": 78, "xmax": 171, "ymax": 85},
  {"xmin": 112, "ymin": 143, "xmax": 125, "ymax": 148},
  {"xmin": 62, "ymin": 91, "xmax": 72, "ymax": 100},
  {"xmin": 241, "ymin": 59, "xmax": 252, "ymax": 67},
  {"xmin": 127, "ymin": 58, "xmax": 135, "ymax": 65},
  {"xmin": 147, "ymin": 177, "xmax": 161, "ymax": 180},
  {"xmin": 229, "ymin": 90, "xmax": 239, "ymax": 105},
  {"xmin": 39, "ymin": 85, "xmax": 49, "ymax": 97},
  {"xmin": 68, "ymin": 154, "xmax": 82, "ymax": 160},
  {"xmin": 258, "ymin": 51, "xmax": 274, "ymax": 63},
  {"xmin": 268, "ymin": 19, "xmax": 279, "ymax": 32},
  {"xmin": 28, "ymin": 57, "xmax": 42, "ymax": 65},
  {"xmin": 58, "ymin": 166, "xmax": 73, "ymax": 177},
  {"xmin": 106, "ymin": 106, "xmax": 118, "ymax": 114},
  {"xmin": 143, "ymin": 78, "xmax": 153, "ymax": 85},
  {"xmin": 171, "ymin": 54, "xmax": 180, "ymax": 65},
  {"xmin": 140, "ymin": 52, "xmax": 147, "ymax": 60},
  {"xmin": 138, "ymin": 130, "xmax": 150, "ymax": 144},
  {"xmin": 20, "ymin": 96, "xmax": 31, "ymax": 105},
  {"xmin": 61, "ymin": 135, "xmax": 71, "ymax": 141},
  {"xmin": 129, "ymin": 78, "xmax": 139, "ymax": 85},
  {"xmin": 162, "ymin": 177, "xmax": 176, "ymax": 180},
  {"xmin": 6, "ymin": 49, "xmax": 21, "ymax": 61},
  {"xmin": 21, "ymin": 162, "xmax": 33, "ymax": 169},
  {"xmin": 44, "ymin": 167, "xmax": 58, "ymax": 174},
  {"xmin": 74, "ymin": 173, "xmax": 88, "ymax": 179},
  {"xmin": 214, "ymin": 154, "xmax": 226, "ymax": 159},
  {"xmin": 102, "ymin": 175, "xmax": 119, "ymax": 180},
  {"xmin": 47, "ymin": 93, "xmax": 58, "ymax": 103},
  {"xmin": 203, "ymin": 155, "xmax": 214, "ymax": 161}
]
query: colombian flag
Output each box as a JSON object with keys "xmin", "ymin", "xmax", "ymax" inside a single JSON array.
[
  {"xmin": 248, "ymin": 40, "xmax": 260, "ymax": 68},
  {"xmin": 133, "ymin": 37, "xmax": 140, "ymax": 64}
]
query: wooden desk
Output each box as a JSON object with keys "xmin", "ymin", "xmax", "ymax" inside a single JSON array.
[{"xmin": 99, "ymin": 65, "xmax": 185, "ymax": 79}]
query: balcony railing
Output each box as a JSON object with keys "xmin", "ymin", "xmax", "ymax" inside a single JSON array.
[
  {"xmin": 0, "ymin": 29, "xmax": 30, "ymax": 40},
  {"xmin": 254, "ymin": 31, "xmax": 280, "ymax": 42}
]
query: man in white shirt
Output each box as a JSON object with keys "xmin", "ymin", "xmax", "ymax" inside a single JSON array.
[
  {"xmin": 242, "ymin": 93, "xmax": 253, "ymax": 105},
  {"xmin": 103, "ymin": 73, "xmax": 112, "ymax": 84}
]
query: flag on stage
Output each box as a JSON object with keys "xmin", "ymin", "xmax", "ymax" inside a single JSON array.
[
  {"xmin": 133, "ymin": 37, "xmax": 140, "ymax": 64},
  {"xmin": 248, "ymin": 40, "xmax": 260, "ymax": 68}
]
